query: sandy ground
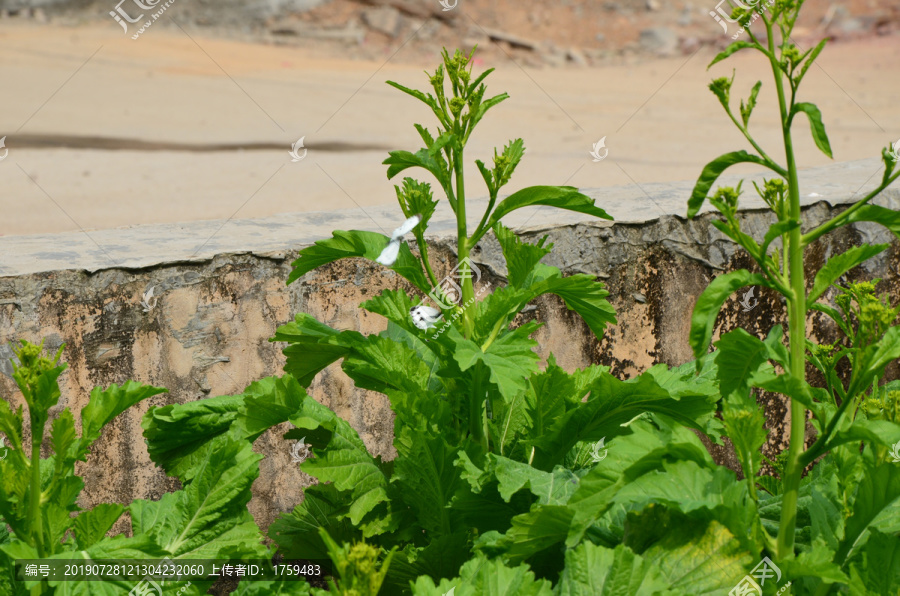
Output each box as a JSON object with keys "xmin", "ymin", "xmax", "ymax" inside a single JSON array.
[{"xmin": 0, "ymin": 22, "xmax": 898, "ymax": 236}]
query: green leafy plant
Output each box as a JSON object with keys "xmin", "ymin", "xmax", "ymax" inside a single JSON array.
[
  {"xmin": 0, "ymin": 340, "xmax": 272, "ymax": 595},
  {"xmin": 687, "ymin": 0, "xmax": 900, "ymax": 590},
  {"xmin": 142, "ymin": 48, "xmax": 737, "ymax": 592}
]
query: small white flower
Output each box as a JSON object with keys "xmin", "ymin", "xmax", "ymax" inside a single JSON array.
[
  {"xmin": 410, "ymin": 305, "xmax": 443, "ymax": 330},
  {"xmin": 376, "ymin": 214, "xmax": 422, "ymax": 266}
]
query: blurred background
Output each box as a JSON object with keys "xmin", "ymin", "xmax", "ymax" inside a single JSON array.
[{"xmin": 1, "ymin": 0, "xmax": 898, "ymax": 235}]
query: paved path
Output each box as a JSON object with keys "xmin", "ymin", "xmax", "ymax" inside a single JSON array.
[{"xmin": 0, "ymin": 23, "xmax": 898, "ymax": 236}]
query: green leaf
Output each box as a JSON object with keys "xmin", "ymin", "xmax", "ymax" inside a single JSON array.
[
  {"xmin": 708, "ymin": 40, "xmax": 757, "ymax": 68},
  {"xmin": 383, "ymin": 132, "xmax": 455, "ymax": 186},
  {"xmin": 796, "ymin": 39, "xmax": 828, "ymax": 84},
  {"xmin": 779, "ymin": 540, "xmax": 848, "ymax": 584},
  {"xmin": 714, "ymin": 326, "xmax": 786, "ymax": 399},
  {"xmin": 740, "ymin": 81, "xmax": 762, "ymax": 128},
  {"xmin": 486, "ymin": 186, "xmax": 612, "ymax": 230},
  {"xmin": 531, "ymin": 371, "xmax": 716, "ymax": 470},
  {"xmin": 452, "ymin": 322, "xmax": 542, "ymax": 401},
  {"xmin": 142, "ymin": 393, "xmax": 245, "ymax": 482},
  {"xmin": 412, "ymin": 554, "xmax": 553, "ymax": 596},
  {"xmin": 396, "ymin": 177, "xmax": 439, "ymax": 228},
  {"xmin": 557, "ymin": 542, "xmax": 669, "ymax": 596},
  {"xmin": 843, "ymin": 204, "xmax": 900, "ymax": 240},
  {"xmin": 232, "ymin": 375, "xmax": 308, "ymax": 442},
  {"xmin": 808, "ymin": 244, "xmax": 889, "ymax": 307},
  {"xmin": 526, "ymin": 267, "xmax": 617, "ymax": 340},
  {"xmin": 384, "ymin": 533, "xmax": 471, "ymax": 593},
  {"xmin": 689, "ymin": 270, "xmax": 773, "ymax": 360},
  {"xmin": 289, "ymin": 394, "xmax": 391, "ymax": 532},
  {"xmin": 851, "ymin": 327, "xmax": 900, "ymax": 397},
  {"xmin": 836, "ymin": 460, "xmax": 900, "ymax": 565},
  {"xmin": 285, "ymin": 230, "xmax": 430, "ymax": 293},
  {"xmin": 274, "ymin": 315, "xmax": 350, "ymax": 387},
  {"xmin": 493, "ymin": 222, "xmax": 551, "ymax": 288},
  {"xmin": 269, "ymin": 483, "xmax": 360, "ymax": 560},
  {"xmin": 628, "ymin": 511, "xmax": 753, "ymax": 594},
  {"xmin": 80, "ymin": 381, "xmax": 166, "ymax": 456},
  {"xmin": 471, "ymin": 454, "xmax": 580, "ymax": 506},
  {"xmin": 130, "ymin": 437, "xmax": 265, "ymax": 559},
  {"xmin": 794, "ymin": 102, "xmax": 833, "ymax": 158},
  {"xmin": 687, "ymin": 151, "xmax": 773, "ymax": 217},
  {"xmin": 847, "ymin": 528, "xmax": 900, "ymax": 595},
  {"xmin": 392, "ymin": 427, "xmax": 462, "ymax": 536},
  {"xmin": 72, "ymin": 504, "xmax": 124, "ymax": 549}
]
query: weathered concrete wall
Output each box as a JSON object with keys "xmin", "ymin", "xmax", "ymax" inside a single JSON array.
[{"xmin": 1, "ymin": 158, "xmax": 899, "ymax": 532}]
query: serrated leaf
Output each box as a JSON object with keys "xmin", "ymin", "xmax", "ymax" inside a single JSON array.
[
  {"xmin": 842, "ymin": 204, "xmax": 900, "ymax": 239},
  {"xmin": 531, "ymin": 371, "xmax": 716, "ymax": 471},
  {"xmin": 689, "ymin": 270, "xmax": 773, "ymax": 360},
  {"xmin": 268, "ymin": 483, "xmax": 360, "ymax": 560},
  {"xmin": 452, "ymin": 322, "xmax": 542, "ymax": 401},
  {"xmin": 289, "ymin": 394, "xmax": 390, "ymax": 531},
  {"xmin": 80, "ymin": 381, "xmax": 166, "ymax": 456},
  {"xmin": 142, "ymin": 393, "xmax": 245, "ymax": 482},
  {"xmin": 72, "ymin": 503, "xmax": 125, "ymax": 550},
  {"xmin": 557, "ymin": 542, "xmax": 669, "ymax": 596},
  {"xmin": 808, "ymin": 244, "xmax": 889, "ymax": 306},
  {"xmin": 285, "ymin": 230, "xmax": 430, "ymax": 293},
  {"xmin": 708, "ymin": 40, "xmax": 757, "ymax": 68},
  {"xmin": 493, "ymin": 222, "xmax": 551, "ymax": 288},
  {"xmin": 740, "ymin": 81, "xmax": 762, "ymax": 128},
  {"xmin": 130, "ymin": 437, "xmax": 264, "ymax": 559},
  {"xmin": 392, "ymin": 427, "xmax": 462, "ymax": 536}
]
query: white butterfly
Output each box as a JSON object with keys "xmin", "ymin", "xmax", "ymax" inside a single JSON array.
[
  {"xmin": 376, "ymin": 214, "xmax": 422, "ymax": 266},
  {"xmin": 410, "ymin": 305, "xmax": 443, "ymax": 330}
]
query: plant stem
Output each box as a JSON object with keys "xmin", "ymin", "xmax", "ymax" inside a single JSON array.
[
  {"xmin": 30, "ymin": 437, "xmax": 44, "ymax": 557},
  {"xmin": 768, "ymin": 21, "xmax": 807, "ymax": 559},
  {"xmin": 453, "ymin": 148, "xmax": 476, "ymax": 340}
]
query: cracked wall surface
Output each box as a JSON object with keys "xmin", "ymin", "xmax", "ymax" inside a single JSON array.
[{"xmin": 1, "ymin": 163, "xmax": 899, "ymax": 533}]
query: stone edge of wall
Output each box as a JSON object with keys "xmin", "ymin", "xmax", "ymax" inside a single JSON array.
[{"xmin": 0, "ymin": 158, "xmax": 890, "ymax": 278}]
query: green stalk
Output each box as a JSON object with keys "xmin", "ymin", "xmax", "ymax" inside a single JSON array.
[
  {"xmin": 30, "ymin": 430, "xmax": 45, "ymax": 558},
  {"xmin": 767, "ymin": 20, "xmax": 807, "ymax": 560},
  {"xmin": 454, "ymin": 151, "xmax": 476, "ymax": 339}
]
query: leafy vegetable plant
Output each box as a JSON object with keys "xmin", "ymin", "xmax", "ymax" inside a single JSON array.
[
  {"xmin": 687, "ymin": 0, "xmax": 900, "ymax": 590},
  {"xmin": 0, "ymin": 340, "xmax": 274, "ymax": 595},
  {"xmin": 143, "ymin": 48, "xmax": 737, "ymax": 593}
]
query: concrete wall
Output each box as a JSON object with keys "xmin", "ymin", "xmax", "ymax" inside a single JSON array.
[{"xmin": 1, "ymin": 158, "xmax": 899, "ymax": 532}]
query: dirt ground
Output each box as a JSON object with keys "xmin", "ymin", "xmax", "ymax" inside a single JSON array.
[{"xmin": 0, "ymin": 0, "xmax": 898, "ymax": 236}]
